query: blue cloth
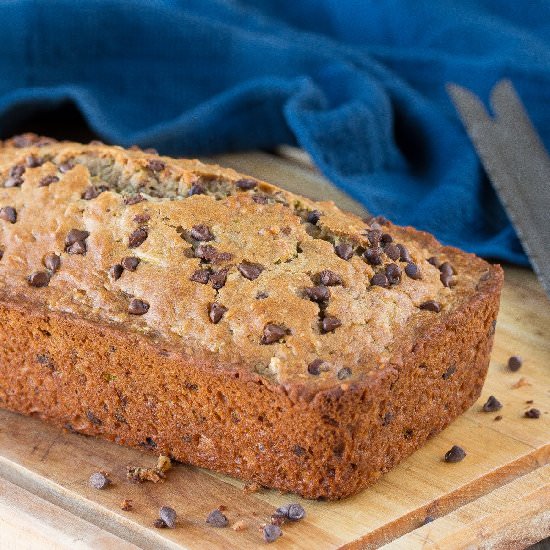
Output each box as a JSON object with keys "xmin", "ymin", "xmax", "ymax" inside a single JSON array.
[{"xmin": 1, "ymin": 1, "xmax": 549, "ymax": 265}]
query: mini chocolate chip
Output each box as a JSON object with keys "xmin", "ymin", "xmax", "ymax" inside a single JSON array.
[
  {"xmin": 334, "ymin": 243, "xmax": 353, "ymax": 260},
  {"xmin": 382, "ymin": 412, "xmax": 394, "ymax": 426},
  {"xmin": 4, "ymin": 176, "xmax": 23, "ymax": 188},
  {"xmin": 128, "ymin": 227, "xmax": 148, "ymax": 248},
  {"xmin": 215, "ymin": 251, "xmax": 233, "ymax": 262},
  {"xmin": 28, "ymin": 271, "xmax": 51, "ymax": 287},
  {"xmin": 308, "ymin": 358, "xmax": 329, "ymax": 376},
  {"xmin": 86, "ymin": 410, "xmax": 102, "ymax": 425},
  {"xmin": 147, "ymin": 159, "xmax": 165, "ymax": 172},
  {"xmin": 380, "ymin": 233, "xmax": 393, "ymax": 246},
  {"xmin": 263, "ymin": 524, "xmax": 282, "ymax": 543},
  {"xmin": 195, "ymin": 244, "xmax": 217, "ymax": 260},
  {"xmin": 10, "ymin": 165, "xmax": 25, "ymax": 178},
  {"xmin": 444, "ymin": 445, "xmax": 466, "ymax": 463},
  {"xmin": 307, "ymin": 210, "xmax": 322, "ymax": 225},
  {"xmin": 0, "ymin": 206, "xmax": 17, "ymax": 224},
  {"xmin": 128, "ymin": 298, "xmax": 149, "ymax": 315},
  {"xmin": 318, "ymin": 270, "xmax": 343, "ymax": 286},
  {"xmin": 508, "ymin": 356, "xmax": 522, "ymax": 371},
  {"xmin": 396, "ymin": 244, "xmax": 412, "ymax": 262},
  {"xmin": 133, "ymin": 212, "xmax": 150, "ymax": 224},
  {"xmin": 124, "ymin": 194, "xmax": 146, "ymax": 205},
  {"xmin": 39, "ymin": 175, "xmax": 59, "ymax": 187},
  {"xmin": 0, "ymin": 248, "xmax": 3, "ymax": 260},
  {"xmin": 109, "ymin": 264, "xmax": 124, "ymax": 280},
  {"xmin": 261, "ymin": 323, "xmax": 288, "ymax": 344},
  {"xmin": 371, "ymin": 272, "xmax": 389, "ymax": 287},
  {"xmin": 122, "ymin": 256, "xmax": 140, "ymax": 271},
  {"xmin": 423, "ymin": 516, "xmax": 435, "ymax": 525},
  {"xmin": 159, "ymin": 506, "xmax": 177, "ymax": 528},
  {"xmin": 427, "ymin": 256, "xmax": 440, "ymax": 267},
  {"xmin": 82, "ymin": 186, "xmax": 102, "ymax": 200},
  {"xmin": 524, "ymin": 408, "xmax": 541, "ymax": 419},
  {"xmin": 209, "ymin": 303, "xmax": 227, "ymax": 324},
  {"xmin": 366, "ymin": 229, "xmax": 382, "ymax": 246},
  {"xmin": 442, "ymin": 365, "xmax": 456, "ymax": 380},
  {"xmin": 305, "ymin": 285, "xmax": 330, "ymax": 303},
  {"xmin": 89, "ymin": 472, "xmax": 111, "ymax": 489},
  {"xmin": 153, "ymin": 519, "xmax": 167, "ymax": 528},
  {"xmin": 256, "ymin": 291, "xmax": 269, "ymax": 299},
  {"xmin": 364, "ymin": 247, "xmax": 383, "ymax": 266},
  {"xmin": 386, "ymin": 263, "xmax": 402, "ymax": 285},
  {"xmin": 188, "ymin": 183, "xmax": 206, "ymax": 196},
  {"xmin": 66, "ymin": 228, "xmax": 90, "ymax": 246},
  {"xmin": 26, "ymin": 155, "xmax": 44, "ymax": 168},
  {"xmin": 440, "ymin": 271, "xmax": 454, "ymax": 287},
  {"xmin": 292, "ymin": 445, "xmax": 306, "ymax": 456},
  {"xmin": 321, "ymin": 316, "xmax": 341, "ymax": 333},
  {"xmin": 337, "ymin": 367, "xmax": 352, "ymax": 380},
  {"xmin": 235, "ymin": 178, "xmax": 257, "ymax": 190},
  {"xmin": 190, "ymin": 269, "xmax": 210, "ymax": 284},
  {"xmin": 275, "ymin": 503, "xmax": 305, "ymax": 522},
  {"xmin": 252, "ymin": 193, "xmax": 268, "ymax": 204},
  {"xmin": 482, "ymin": 395, "xmax": 503, "ymax": 412},
  {"xmin": 419, "ymin": 300, "xmax": 441, "ymax": 312},
  {"xmin": 238, "ymin": 262, "xmax": 264, "ymax": 280},
  {"xmin": 405, "ymin": 262, "xmax": 422, "ymax": 280},
  {"xmin": 210, "ymin": 268, "xmax": 228, "ymax": 289},
  {"xmin": 206, "ymin": 509, "xmax": 228, "ymax": 528},
  {"xmin": 66, "ymin": 240, "xmax": 87, "ymax": 254},
  {"xmin": 43, "ymin": 253, "xmax": 60, "ymax": 273},
  {"xmin": 384, "ymin": 243, "xmax": 401, "ymax": 261},
  {"xmin": 59, "ymin": 160, "xmax": 75, "ymax": 173},
  {"xmin": 190, "ymin": 224, "xmax": 214, "ymax": 242},
  {"xmin": 439, "ymin": 262, "xmax": 455, "ymax": 275}
]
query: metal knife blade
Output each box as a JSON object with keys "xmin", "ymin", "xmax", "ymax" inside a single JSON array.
[{"xmin": 447, "ymin": 80, "xmax": 550, "ymax": 297}]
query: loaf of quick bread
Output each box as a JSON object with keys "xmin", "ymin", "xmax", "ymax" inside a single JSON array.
[{"xmin": 0, "ymin": 134, "xmax": 503, "ymax": 499}]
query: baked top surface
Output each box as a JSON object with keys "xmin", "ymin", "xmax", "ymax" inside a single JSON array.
[{"xmin": 0, "ymin": 135, "xmax": 499, "ymax": 392}]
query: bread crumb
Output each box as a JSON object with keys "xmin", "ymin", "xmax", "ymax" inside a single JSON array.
[
  {"xmin": 232, "ymin": 519, "xmax": 247, "ymax": 531},
  {"xmin": 127, "ymin": 455, "xmax": 172, "ymax": 483},
  {"xmin": 243, "ymin": 482, "xmax": 261, "ymax": 494},
  {"xmin": 511, "ymin": 377, "xmax": 531, "ymax": 389},
  {"xmin": 120, "ymin": 499, "xmax": 133, "ymax": 511}
]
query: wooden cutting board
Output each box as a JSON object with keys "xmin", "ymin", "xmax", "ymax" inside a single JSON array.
[{"xmin": 0, "ymin": 150, "xmax": 548, "ymax": 550}]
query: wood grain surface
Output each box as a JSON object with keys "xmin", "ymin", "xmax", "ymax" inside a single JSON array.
[{"xmin": 0, "ymin": 150, "xmax": 548, "ymax": 549}]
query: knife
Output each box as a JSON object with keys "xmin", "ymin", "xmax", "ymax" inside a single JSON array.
[{"xmin": 447, "ymin": 79, "xmax": 550, "ymax": 297}]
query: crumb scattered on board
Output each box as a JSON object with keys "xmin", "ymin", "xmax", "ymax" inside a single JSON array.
[{"xmin": 127, "ymin": 455, "xmax": 172, "ymax": 483}]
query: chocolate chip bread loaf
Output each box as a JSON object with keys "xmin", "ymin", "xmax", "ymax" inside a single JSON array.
[{"xmin": 0, "ymin": 134, "xmax": 503, "ymax": 499}]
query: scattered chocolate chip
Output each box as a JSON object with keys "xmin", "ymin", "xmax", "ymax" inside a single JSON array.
[
  {"xmin": 384, "ymin": 243, "xmax": 400, "ymax": 261},
  {"xmin": 124, "ymin": 194, "xmax": 146, "ymax": 205},
  {"xmin": 128, "ymin": 227, "xmax": 148, "ymax": 248},
  {"xmin": 235, "ymin": 178, "xmax": 257, "ymax": 190},
  {"xmin": 190, "ymin": 224, "xmax": 214, "ymax": 242},
  {"xmin": 27, "ymin": 271, "xmax": 51, "ymax": 287},
  {"xmin": 482, "ymin": 395, "xmax": 502, "ymax": 413},
  {"xmin": 109, "ymin": 264, "xmax": 124, "ymax": 281},
  {"xmin": 318, "ymin": 270, "xmax": 343, "ymax": 286},
  {"xmin": 188, "ymin": 183, "xmax": 205, "ymax": 196},
  {"xmin": 0, "ymin": 206, "xmax": 17, "ymax": 224},
  {"xmin": 26, "ymin": 155, "xmax": 44, "ymax": 168},
  {"xmin": 238, "ymin": 262, "xmax": 264, "ymax": 280},
  {"xmin": 9, "ymin": 165, "xmax": 25, "ymax": 178},
  {"xmin": 215, "ymin": 251, "xmax": 233, "ymax": 262},
  {"xmin": 396, "ymin": 244, "xmax": 412, "ymax": 263},
  {"xmin": 120, "ymin": 499, "xmax": 133, "ymax": 511},
  {"xmin": 65, "ymin": 228, "xmax": 89, "ymax": 254},
  {"xmin": 206, "ymin": 509, "xmax": 228, "ymax": 528},
  {"xmin": 43, "ymin": 253, "xmax": 60, "ymax": 272},
  {"xmin": 380, "ymin": 233, "xmax": 393, "ymax": 246},
  {"xmin": 209, "ymin": 303, "xmax": 227, "ymax": 324},
  {"xmin": 190, "ymin": 269, "xmax": 210, "ymax": 284},
  {"xmin": 305, "ymin": 285, "xmax": 330, "ymax": 303},
  {"xmin": 261, "ymin": 323, "xmax": 288, "ymax": 344},
  {"xmin": 306, "ymin": 210, "xmax": 322, "ymax": 225},
  {"xmin": 210, "ymin": 268, "xmax": 228, "ymax": 289},
  {"xmin": 147, "ymin": 159, "xmax": 165, "ymax": 172},
  {"xmin": 159, "ymin": 506, "xmax": 177, "ymax": 528},
  {"xmin": 252, "ymin": 193, "xmax": 268, "ymax": 204},
  {"xmin": 263, "ymin": 524, "xmax": 282, "ymax": 543},
  {"xmin": 508, "ymin": 356, "xmax": 522, "ymax": 372},
  {"xmin": 364, "ymin": 247, "xmax": 383, "ymax": 266},
  {"xmin": 442, "ymin": 365, "xmax": 456, "ymax": 380},
  {"xmin": 4, "ymin": 176, "xmax": 23, "ymax": 188},
  {"xmin": 423, "ymin": 515, "xmax": 435, "ymax": 525},
  {"xmin": 195, "ymin": 244, "xmax": 217, "ymax": 260},
  {"xmin": 386, "ymin": 263, "xmax": 402, "ymax": 285},
  {"xmin": 89, "ymin": 472, "xmax": 111, "ymax": 490},
  {"xmin": 337, "ymin": 367, "xmax": 352, "ymax": 380},
  {"xmin": 256, "ymin": 291, "xmax": 269, "ymax": 299},
  {"xmin": 419, "ymin": 300, "xmax": 441, "ymax": 312},
  {"xmin": 128, "ymin": 298, "xmax": 149, "ymax": 315},
  {"xmin": 133, "ymin": 212, "xmax": 150, "ymax": 224},
  {"xmin": 366, "ymin": 229, "xmax": 382, "ymax": 246},
  {"xmin": 427, "ymin": 256, "xmax": 440, "ymax": 267},
  {"xmin": 308, "ymin": 358, "xmax": 329, "ymax": 375},
  {"xmin": 81, "ymin": 186, "xmax": 102, "ymax": 200},
  {"xmin": 439, "ymin": 262, "xmax": 455, "ymax": 276},
  {"xmin": 58, "ymin": 160, "xmax": 76, "ymax": 173},
  {"xmin": 38, "ymin": 175, "xmax": 59, "ymax": 187},
  {"xmin": 66, "ymin": 240, "xmax": 87, "ymax": 254},
  {"xmin": 122, "ymin": 256, "xmax": 140, "ymax": 271},
  {"xmin": 382, "ymin": 412, "xmax": 394, "ymax": 426},
  {"xmin": 153, "ymin": 518, "xmax": 167, "ymax": 529},
  {"xmin": 321, "ymin": 316, "xmax": 341, "ymax": 333},
  {"xmin": 334, "ymin": 243, "xmax": 353, "ymax": 260},
  {"xmin": 275, "ymin": 503, "xmax": 305, "ymax": 522},
  {"xmin": 405, "ymin": 262, "xmax": 422, "ymax": 280},
  {"xmin": 292, "ymin": 445, "xmax": 306, "ymax": 457},
  {"xmin": 444, "ymin": 445, "xmax": 466, "ymax": 463},
  {"xmin": 371, "ymin": 272, "xmax": 389, "ymax": 288},
  {"xmin": 524, "ymin": 408, "xmax": 541, "ymax": 419},
  {"xmin": 440, "ymin": 271, "xmax": 455, "ymax": 288}
]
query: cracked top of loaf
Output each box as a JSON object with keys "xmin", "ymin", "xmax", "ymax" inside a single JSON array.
[{"xmin": 0, "ymin": 134, "xmax": 500, "ymax": 396}]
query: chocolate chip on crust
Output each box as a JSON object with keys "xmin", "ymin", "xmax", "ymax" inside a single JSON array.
[
  {"xmin": 59, "ymin": 160, "xmax": 76, "ymax": 173},
  {"xmin": 261, "ymin": 324, "xmax": 288, "ymax": 344},
  {"xmin": 334, "ymin": 243, "xmax": 353, "ymax": 260},
  {"xmin": 305, "ymin": 285, "xmax": 330, "ymax": 303},
  {"xmin": 405, "ymin": 262, "xmax": 422, "ymax": 280},
  {"xmin": 206, "ymin": 509, "xmax": 228, "ymax": 528},
  {"xmin": 122, "ymin": 256, "xmax": 140, "ymax": 271},
  {"xmin": 508, "ymin": 356, "xmax": 522, "ymax": 372},
  {"xmin": 133, "ymin": 212, "xmax": 150, "ymax": 224},
  {"xmin": 190, "ymin": 224, "xmax": 214, "ymax": 242},
  {"xmin": 371, "ymin": 272, "xmax": 389, "ymax": 288},
  {"xmin": 147, "ymin": 159, "xmax": 165, "ymax": 172},
  {"xmin": 308, "ymin": 358, "xmax": 329, "ymax": 375},
  {"xmin": 128, "ymin": 298, "xmax": 149, "ymax": 315},
  {"xmin": 238, "ymin": 262, "xmax": 264, "ymax": 280},
  {"xmin": 210, "ymin": 268, "xmax": 228, "ymax": 289},
  {"xmin": 364, "ymin": 248, "xmax": 383, "ymax": 266},
  {"xmin": 0, "ymin": 206, "xmax": 17, "ymax": 224},
  {"xmin": 380, "ymin": 233, "xmax": 393, "ymax": 246},
  {"xmin": 321, "ymin": 316, "xmax": 341, "ymax": 333},
  {"xmin": 386, "ymin": 263, "xmax": 402, "ymax": 285},
  {"xmin": 9, "ymin": 164, "xmax": 25, "ymax": 178},
  {"xmin": 82, "ymin": 185, "xmax": 103, "ymax": 200},
  {"xmin": 444, "ymin": 445, "xmax": 466, "ymax": 463},
  {"xmin": 27, "ymin": 271, "xmax": 51, "ymax": 287},
  {"xmin": 397, "ymin": 244, "xmax": 412, "ymax": 263},
  {"xmin": 366, "ymin": 229, "xmax": 382, "ymax": 246},
  {"xmin": 524, "ymin": 408, "xmax": 541, "ymax": 419},
  {"xmin": 109, "ymin": 264, "xmax": 124, "ymax": 281},
  {"xmin": 65, "ymin": 229, "xmax": 90, "ymax": 251},
  {"xmin": 384, "ymin": 243, "xmax": 400, "ymax": 261},
  {"xmin": 209, "ymin": 303, "xmax": 227, "ymax": 324},
  {"xmin": 482, "ymin": 395, "xmax": 502, "ymax": 412},
  {"xmin": 190, "ymin": 269, "xmax": 210, "ymax": 284},
  {"xmin": 306, "ymin": 210, "xmax": 322, "ymax": 225},
  {"xmin": 235, "ymin": 178, "xmax": 257, "ymax": 190},
  {"xmin": 427, "ymin": 256, "xmax": 440, "ymax": 268},
  {"xmin": 419, "ymin": 300, "xmax": 441, "ymax": 313},
  {"xmin": 38, "ymin": 175, "xmax": 59, "ymax": 187},
  {"xmin": 43, "ymin": 253, "xmax": 61, "ymax": 273},
  {"xmin": 26, "ymin": 155, "xmax": 44, "ymax": 168},
  {"xmin": 188, "ymin": 183, "xmax": 206, "ymax": 196},
  {"xmin": 337, "ymin": 367, "xmax": 352, "ymax": 380},
  {"xmin": 317, "ymin": 270, "xmax": 343, "ymax": 286},
  {"xmin": 124, "ymin": 194, "xmax": 146, "ymax": 205},
  {"xmin": 128, "ymin": 227, "xmax": 148, "ymax": 248}
]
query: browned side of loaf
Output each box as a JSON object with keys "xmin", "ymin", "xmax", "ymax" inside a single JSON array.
[{"xmin": 0, "ymin": 267, "xmax": 502, "ymax": 500}]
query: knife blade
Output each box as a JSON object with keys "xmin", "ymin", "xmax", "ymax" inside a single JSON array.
[{"xmin": 447, "ymin": 79, "xmax": 550, "ymax": 297}]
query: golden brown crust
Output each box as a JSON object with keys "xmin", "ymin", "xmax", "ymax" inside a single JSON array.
[{"xmin": 0, "ymin": 135, "xmax": 503, "ymax": 498}]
